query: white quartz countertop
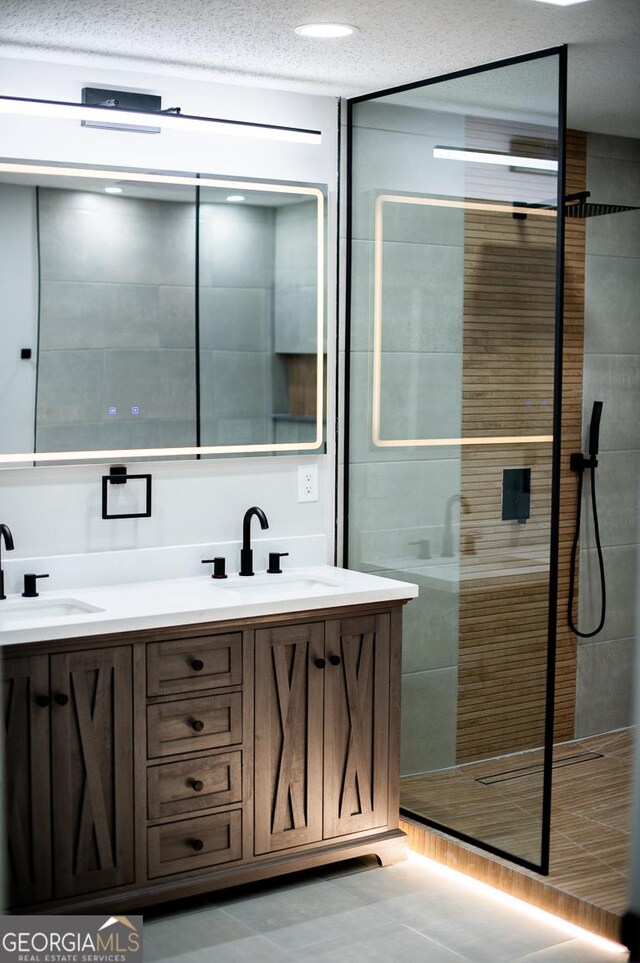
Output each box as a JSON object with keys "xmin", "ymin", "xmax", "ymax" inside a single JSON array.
[{"xmin": 0, "ymin": 565, "xmax": 418, "ymax": 647}]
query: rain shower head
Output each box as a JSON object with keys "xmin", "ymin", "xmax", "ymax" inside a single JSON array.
[
  {"xmin": 564, "ymin": 192, "xmax": 640, "ymax": 218},
  {"xmin": 514, "ymin": 190, "xmax": 640, "ymax": 220}
]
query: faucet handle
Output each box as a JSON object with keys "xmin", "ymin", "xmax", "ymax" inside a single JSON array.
[
  {"xmin": 202, "ymin": 557, "xmax": 227, "ymax": 579},
  {"xmin": 267, "ymin": 552, "xmax": 289, "ymax": 574},
  {"xmin": 22, "ymin": 573, "xmax": 50, "ymax": 598}
]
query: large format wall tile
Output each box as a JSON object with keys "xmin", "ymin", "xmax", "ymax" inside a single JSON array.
[
  {"xmin": 577, "ymin": 449, "xmax": 640, "ymax": 550},
  {"xmin": 578, "ymin": 544, "xmax": 638, "ymax": 644},
  {"xmin": 199, "ymin": 287, "xmax": 272, "ymax": 352},
  {"xmin": 585, "ymin": 157, "xmax": 640, "ymax": 259},
  {"xmin": 199, "ymin": 205, "xmax": 274, "ymax": 288},
  {"xmin": 584, "ymin": 254, "xmax": 640, "ymax": 355},
  {"xmin": 36, "ymin": 350, "xmax": 104, "ymax": 426},
  {"xmin": 102, "ymin": 348, "xmax": 196, "ymax": 421},
  {"xmin": 588, "ymin": 133, "xmax": 640, "ymax": 162},
  {"xmin": 401, "ymin": 668, "xmax": 458, "ymax": 775},
  {"xmin": 582, "ymin": 354, "xmax": 640, "ymax": 451},
  {"xmin": 575, "ymin": 637, "xmax": 636, "ymax": 737}
]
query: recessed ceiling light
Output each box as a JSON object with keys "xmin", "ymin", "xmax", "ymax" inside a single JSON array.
[
  {"xmin": 104, "ymin": 186, "xmax": 123, "ymax": 193},
  {"xmin": 294, "ymin": 23, "xmax": 358, "ymax": 38},
  {"xmin": 226, "ymin": 194, "xmax": 246, "ymax": 202},
  {"xmin": 527, "ymin": 0, "xmax": 592, "ymax": 6}
]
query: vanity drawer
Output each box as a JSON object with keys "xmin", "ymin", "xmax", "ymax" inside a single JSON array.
[
  {"xmin": 147, "ymin": 632, "xmax": 242, "ymax": 696},
  {"xmin": 148, "ymin": 810, "xmax": 242, "ymax": 878},
  {"xmin": 147, "ymin": 751, "xmax": 242, "ymax": 819},
  {"xmin": 147, "ymin": 693, "xmax": 242, "ymax": 758}
]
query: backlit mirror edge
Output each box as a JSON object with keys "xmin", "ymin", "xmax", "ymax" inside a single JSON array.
[{"xmin": 0, "ymin": 161, "xmax": 327, "ymax": 467}]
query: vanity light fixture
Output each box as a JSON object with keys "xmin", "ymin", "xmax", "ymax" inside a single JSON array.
[
  {"xmin": 433, "ymin": 145, "xmax": 558, "ymax": 172},
  {"xmin": 226, "ymin": 194, "xmax": 246, "ymax": 202},
  {"xmin": 104, "ymin": 186, "xmax": 123, "ymax": 194},
  {"xmin": 0, "ymin": 94, "xmax": 322, "ymax": 145},
  {"xmin": 294, "ymin": 23, "xmax": 358, "ymax": 38}
]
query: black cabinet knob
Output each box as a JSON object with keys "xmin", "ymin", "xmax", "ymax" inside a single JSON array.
[
  {"xmin": 329, "ymin": 655, "xmax": 341, "ymax": 666},
  {"xmin": 191, "ymin": 659, "xmax": 204, "ymax": 672},
  {"xmin": 190, "ymin": 779, "xmax": 204, "ymax": 792},
  {"xmin": 190, "ymin": 838, "xmax": 204, "ymax": 851},
  {"xmin": 54, "ymin": 693, "xmax": 69, "ymax": 706},
  {"xmin": 191, "ymin": 719, "xmax": 205, "ymax": 732},
  {"xmin": 314, "ymin": 658, "xmax": 326, "ymax": 669},
  {"xmin": 35, "ymin": 694, "xmax": 51, "ymax": 708}
]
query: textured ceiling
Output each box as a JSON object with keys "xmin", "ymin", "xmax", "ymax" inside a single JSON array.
[{"xmin": 0, "ymin": 0, "xmax": 639, "ymax": 135}]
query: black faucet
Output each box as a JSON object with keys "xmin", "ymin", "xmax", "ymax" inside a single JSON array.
[
  {"xmin": 240, "ymin": 506, "xmax": 269, "ymax": 576},
  {"xmin": 0, "ymin": 523, "xmax": 15, "ymax": 600}
]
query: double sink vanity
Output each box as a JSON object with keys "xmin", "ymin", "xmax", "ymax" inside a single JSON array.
[{"xmin": 1, "ymin": 531, "xmax": 417, "ymax": 914}]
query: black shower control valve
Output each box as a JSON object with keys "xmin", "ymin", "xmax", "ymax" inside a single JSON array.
[
  {"xmin": 570, "ymin": 452, "xmax": 597, "ymax": 472},
  {"xmin": 22, "ymin": 573, "xmax": 50, "ymax": 598},
  {"xmin": 267, "ymin": 552, "xmax": 289, "ymax": 574},
  {"xmin": 202, "ymin": 557, "xmax": 227, "ymax": 579}
]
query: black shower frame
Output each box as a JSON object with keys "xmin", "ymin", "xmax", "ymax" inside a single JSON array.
[{"xmin": 342, "ymin": 44, "xmax": 568, "ymax": 876}]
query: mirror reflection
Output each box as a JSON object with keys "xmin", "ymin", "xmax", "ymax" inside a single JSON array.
[{"xmin": 0, "ymin": 163, "xmax": 325, "ymax": 464}]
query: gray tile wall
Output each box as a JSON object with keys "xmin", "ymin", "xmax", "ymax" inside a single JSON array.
[
  {"xmin": 347, "ymin": 103, "xmax": 465, "ymax": 775},
  {"xmin": 274, "ymin": 200, "xmax": 318, "ymax": 355},
  {"xmin": 35, "ymin": 188, "xmax": 197, "ymax": 451},
  {"xmin": 0, "ymin": 184, "xmax": 38, "ymax": 455},
  {"xmin": 198, "ymin": 202, "xmax": 276, "ymax": 446},
  {"xmin": 576, "ymin": 133, "xmax": 640, "ymax": 737}
]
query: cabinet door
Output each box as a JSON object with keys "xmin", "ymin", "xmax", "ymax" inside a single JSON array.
[
  {"xmin": 323, "ymin": 614, "xmax": 390, "ymax": 838},
  {"xmin": 254, "ymin": 623, "xmax": 324, "ymax": 854},
  {"xmin": 50, "ymin": 646, "xmax": 135, "ymax": 898},
  {"xmin": 2, "ymin": 655, "xmax": 52, "ymax": 907}
]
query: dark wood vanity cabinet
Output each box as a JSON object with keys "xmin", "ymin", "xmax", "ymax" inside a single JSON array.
[
  {"xmin": 254, "ymin": 613, "xmax": 391, "ymax": 854},
  {"xmin": 2, "ymin": 602, "xmax": 406, "ymax": 914},
  {"xmin": 2, "ymin": 647, "xmax": 134, "ymax": 908}
]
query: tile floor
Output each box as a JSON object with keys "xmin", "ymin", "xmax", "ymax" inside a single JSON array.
[
  {"xmin": 143, "ymin": 853, "xmax": 628, "ymax": 963},
  {"xmin": 401, "ymin": 728, "xmax": 633, "ymax": 918}
]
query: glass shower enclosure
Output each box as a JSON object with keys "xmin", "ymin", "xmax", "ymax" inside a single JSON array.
[{"xmin": 345, "ymin": 47, "xmax": 567, "ymax": 872}]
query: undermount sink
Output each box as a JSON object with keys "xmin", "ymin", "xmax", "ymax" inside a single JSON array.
[
  {"xmin": 0, "ymin": 598, "xmax": 105, "ymax": 625},
  {"xmin": 218, "ymin": 576, "xmax": 340, "ymax": 602}
]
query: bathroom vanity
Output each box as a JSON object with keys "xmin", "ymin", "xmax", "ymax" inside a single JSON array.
[{"xmin": 1, "ymin": 566, "xmax": 416, "ymax": 913}]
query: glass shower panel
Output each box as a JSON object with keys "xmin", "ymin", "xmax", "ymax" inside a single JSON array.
[{"xmin": 346, "ymin": 50, "xmax": 564, "ymax": 870}]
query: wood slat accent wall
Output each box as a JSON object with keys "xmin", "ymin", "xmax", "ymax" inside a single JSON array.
[{"xmin": 456, "ymin": 126, "xmax": 586, "ymax": 763}]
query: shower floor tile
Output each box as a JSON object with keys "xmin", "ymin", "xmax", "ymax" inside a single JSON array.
[{"xmin": 400, "ymin": 727, "xmax": 634, "ymax": 933}]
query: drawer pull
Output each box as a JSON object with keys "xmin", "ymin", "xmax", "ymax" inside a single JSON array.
[
  {"xmin": 35, "ymin": 694, "xmax": 51, "ymax": 708},
  {"xmin": 190, "ymin": 779, "xmax": 205, "ymax": 792},
  {"xmin": 329, "ymin": 655, "xmax": 341, "ymax": 666},
  {"xmin": 191, "ymin": 719, "xmax": 205, "ymax": 732},
  {"xmin": 191, "ymin": 659, "xmax": 204, "ymax": 672},
  {"xmin": 54, "ymin": 693, "xmax": 69, "ymax": 707},
  {"xmin": 314, "ymin": 658, "xmax": 326, "ymax": 669},
  {"xmin": 190, "ymin": 838, "xmax": 205, "ymax": 851}
]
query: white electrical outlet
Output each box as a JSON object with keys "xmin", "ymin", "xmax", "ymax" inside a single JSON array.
[{"xmin": 298, "ymin": 464, "xmax": 319, "ymax": 502}]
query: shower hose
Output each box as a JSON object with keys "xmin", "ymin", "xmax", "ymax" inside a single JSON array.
[{"xmin": 567, "ymin": 462, "xmax": 607, "ymax": 637}]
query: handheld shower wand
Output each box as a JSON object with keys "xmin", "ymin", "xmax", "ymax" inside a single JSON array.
[{"xmin": 568, "ymin": 401, "xmax": 606, "ymax": 637}]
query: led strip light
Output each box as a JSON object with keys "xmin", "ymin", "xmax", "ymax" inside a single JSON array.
[{"xmin": 372, "ymin": 193, "xmax": 557, "ymax": 448}]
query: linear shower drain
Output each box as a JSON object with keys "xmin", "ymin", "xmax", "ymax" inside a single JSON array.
[{"xmin": 475, "ymin": 750, "xmax": 604, "ymax": 785}]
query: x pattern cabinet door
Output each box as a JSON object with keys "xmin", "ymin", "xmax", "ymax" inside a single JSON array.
[
  {"xmin": 2, "ymin": 655, "xmax": 52, "ymax": 907},
  {"xmin": 50, "ymin": 646, "xmax": 134, "ymax": 897},
  {"xmin": 323, "ymin": 614, "xmax": 390, "ymax": 839},
  {"xmin": 254, "ymin": 623, "xmax": 324, "ymax": 854}
]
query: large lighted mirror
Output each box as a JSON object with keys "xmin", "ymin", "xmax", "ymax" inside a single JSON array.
[{"xmin": 0, "ymin": 161, "xmax": 326, "ymax": 465}]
